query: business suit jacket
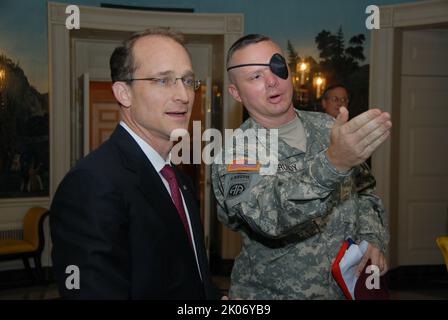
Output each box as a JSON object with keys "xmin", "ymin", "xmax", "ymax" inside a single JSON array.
[{"xmin": 50, "ymin": 125, "xmax": 219, "ymax": 299}]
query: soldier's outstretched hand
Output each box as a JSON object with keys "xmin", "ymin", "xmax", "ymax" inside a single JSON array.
[{"xmin": 326, "ymin": 107, "xmax": 392, "ymax": 172}]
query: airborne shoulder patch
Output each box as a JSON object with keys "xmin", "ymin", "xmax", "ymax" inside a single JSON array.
[
  {"xmin": 225, "ymin": 173, "xmax": 251, "ymax": 200},
  {"xmin": 228, "ymin": 183, "xmax": 246, "ymax": 197}
]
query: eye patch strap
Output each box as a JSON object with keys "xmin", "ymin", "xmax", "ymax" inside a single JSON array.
[{"xmin": 226, "ymin": 53, "xmax": 289, "ymax": 80}]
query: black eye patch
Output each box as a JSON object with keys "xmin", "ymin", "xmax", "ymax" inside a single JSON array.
[{"xmin": 227, "ymin": 53, "xmax": 289, "ymax": 80}]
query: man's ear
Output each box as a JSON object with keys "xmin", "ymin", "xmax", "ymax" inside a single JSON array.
[
  {"xmin": 112, "ymin": 81, "xmax": 132, "ymax": 108},
  {"xmin": 228, "ymin": 83, "xmax": 242, "ymax": 103}
]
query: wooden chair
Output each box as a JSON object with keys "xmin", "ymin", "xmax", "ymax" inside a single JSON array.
[
  {"xmin": 0, "ymin": 207, "xmax": 49, "ymax": 283},
  {"xmin": 436, "ymin": 236, "xmax": 448, "ymax": 272}
]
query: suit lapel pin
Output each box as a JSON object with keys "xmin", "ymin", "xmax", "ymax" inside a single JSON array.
[{"xmin": 182, "ymin": 185, "xmax": 187, "ymax": 190}]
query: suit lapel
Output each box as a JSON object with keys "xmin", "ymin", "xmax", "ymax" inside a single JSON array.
[
  {"xmin": 110, "ymin": 126, "xmax": 208, "ymax": 293},
  {"xmin": 110, "ymin": 126, "xmax": 193, "ymax": 244}
]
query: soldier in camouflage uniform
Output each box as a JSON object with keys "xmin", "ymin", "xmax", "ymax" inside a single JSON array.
[{"xmin": 211, "ymin": 34, "xmax": 391, "ymax": 299}]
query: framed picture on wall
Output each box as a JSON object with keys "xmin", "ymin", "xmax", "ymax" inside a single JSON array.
[{"xmin": 0, "ymin": 54, "xmax": 49, "ymax": 198}]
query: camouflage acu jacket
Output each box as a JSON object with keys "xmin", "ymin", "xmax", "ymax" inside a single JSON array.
[{"xmin": 211, "ymin": 110, "xmax": 389, "ymax": 299}]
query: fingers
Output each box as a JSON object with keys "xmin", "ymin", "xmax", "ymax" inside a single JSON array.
[
  {"xmin": 369, "ymin": 248, "xmax": 381, "ymax": 267},
  {"xmin": 360, "ymin": 129, "xmax": 390, "ymax": 159},
  {"xmin": 334, "ymin": 106, "xmax": 349, "ymax": 128},
  {"xmin": 343, "ymin": 109, "xmax": 382, "ymax": 134},
  {"xmin": 377, "ymin": 252, "xmax": 388, "ymax": 276},
  {"xmin": 355, "ymin": 112, "xmax": 391, "ymax": 140},
  {"xmin": 328, "ymin": 108, "xmax": 391, "ymax": 170},
  {"xmin": 355, "ymin": 243, "xmax": 389, "ymax": 280},
  {"xmin": 358, "ymin": 118, "xmax": 392, "ymax": 151},
  {"xmin": 380, "ymin": 258, "xmax": 388, "ymax": 276},
  {"xmin": 356, "ymin": 254, "xmax": 369, "ymax": 277}
]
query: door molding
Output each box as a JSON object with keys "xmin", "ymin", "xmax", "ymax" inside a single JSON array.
[
  {"xmin": 370, "ymin": 0, "xmax": 448, "ymax": 267},
  {"xmin": 48, "ymin": 2, "xmax": 244, "ymax": 198}
]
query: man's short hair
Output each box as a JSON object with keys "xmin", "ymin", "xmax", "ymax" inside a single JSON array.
[
  {"xmin": 226, "ymin": 34, "xmax": 271, "ymax": 69},
  {"xmin": 322, "ymin": 84, "xmax": 350, "ymax": 100},
  {"xmin": 110, "ymin": 28, "xmax": 185, "ymax": 84}
]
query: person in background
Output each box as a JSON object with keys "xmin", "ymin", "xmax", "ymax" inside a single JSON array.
[{"xmin": 321, "ymin": 84, "xmax": 350, "ymax": 118}]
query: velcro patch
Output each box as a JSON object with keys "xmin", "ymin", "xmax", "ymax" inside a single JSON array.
[{"xmin": 227, "ymin": 159, "xmax": 260, "ymax": 172}]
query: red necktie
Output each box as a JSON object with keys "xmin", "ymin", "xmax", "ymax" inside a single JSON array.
[{"xmin": 160, "ymin": 165, "xmax": 193, "ymax": 247}]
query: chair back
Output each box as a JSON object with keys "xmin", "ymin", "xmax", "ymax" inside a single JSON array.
[{"xmin": 22, "ymin": 207, "xmax": 49, "ymax": 251}]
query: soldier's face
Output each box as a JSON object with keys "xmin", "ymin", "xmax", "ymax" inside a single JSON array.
[{"xmin": 228, "ymin": 41, "xmax": 294, "ymax": 127}]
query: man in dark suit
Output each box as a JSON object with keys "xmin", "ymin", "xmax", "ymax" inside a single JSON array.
[{"xmin": 50, "ymin": 28, "xmax": 220, "ymax": 299}]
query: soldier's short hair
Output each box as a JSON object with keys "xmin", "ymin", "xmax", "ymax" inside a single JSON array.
[
  {"xmin": 226, "ymin": 34, "xmax": 271, "ymax": 69},
  {"xmin": 110, "ymin": 28, "xmax": 185, "ymax": 84}
]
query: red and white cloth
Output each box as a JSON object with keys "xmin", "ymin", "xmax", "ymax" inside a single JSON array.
[{"xmin": 332, "ymin": 238, "xmax": 389, "ymax": 300}]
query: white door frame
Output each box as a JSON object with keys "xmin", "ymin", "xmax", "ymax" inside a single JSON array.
[
  {"xmin": 369, "ymin": 0, "xmax": 448, "ymax": 267},
  {"xmin": 48, "ymin": 2, "xmax": 244, "ymax": 197}
]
